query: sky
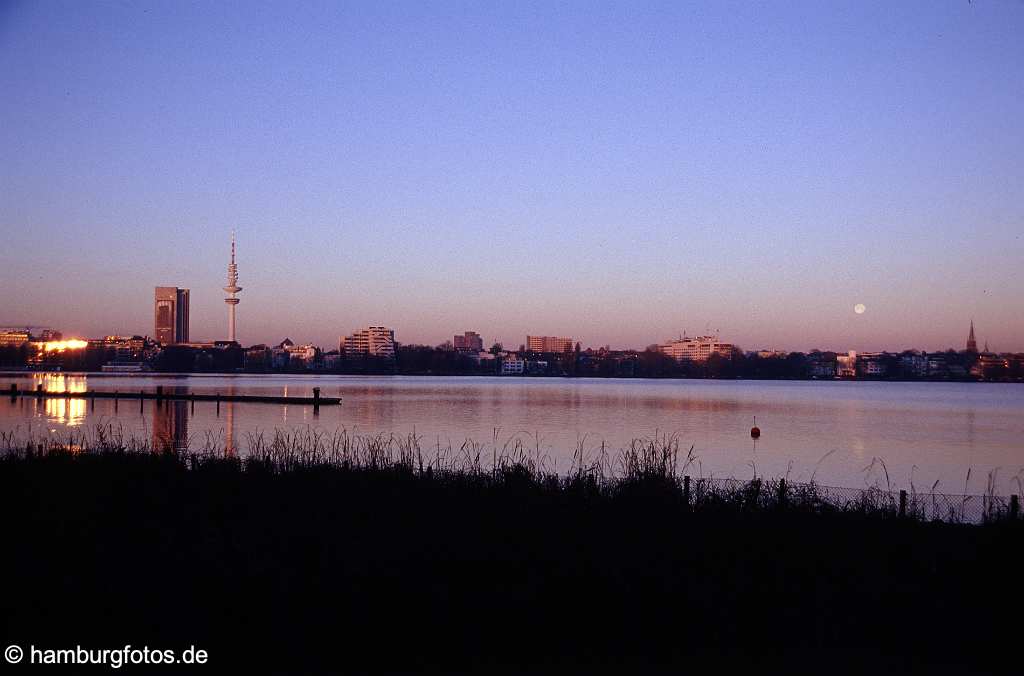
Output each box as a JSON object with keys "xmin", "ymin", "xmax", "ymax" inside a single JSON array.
[{"xmin": 1, "ymin": 0, "xmax": 1022, "ymax": 353}]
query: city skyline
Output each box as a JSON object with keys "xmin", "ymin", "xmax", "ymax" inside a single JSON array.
[
  {"xmin": 0, "ymin": 310, "xmax": 1005, "ymax": 360},
  {"xmin": 3, "ymin": 228, "xmax": 1015, "ymax": 354},
  {"xmin": 2, "ymin": 231, "xmax": 1016, "ymax": 354},
  {"xmin": 8, "ymin": 226, "xmax": 1015, "ymax": 354},
  {"xmin": 2, "ymin": 2, "xmax": 1023, "ymax": 352}
]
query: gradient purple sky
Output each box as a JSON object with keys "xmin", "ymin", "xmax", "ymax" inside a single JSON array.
[{"xmin": 2, "ymin": 1, "xmax": 1022, "ymax": 352}]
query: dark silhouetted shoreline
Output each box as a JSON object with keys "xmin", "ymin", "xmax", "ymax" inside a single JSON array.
[{"xmin": 2, "ymin": 436, "xmax": 1020, "ymax": 674}]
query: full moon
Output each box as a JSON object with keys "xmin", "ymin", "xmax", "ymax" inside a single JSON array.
[{"xmin": 854, "ymin": 303, "xmax": 866, "ymax": 314}]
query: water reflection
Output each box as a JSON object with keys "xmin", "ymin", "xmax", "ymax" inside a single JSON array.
[
  {"xmin": 152, "ymin": 400, "xmax": 189, "ymax": 453},
  {"xmin": 221, "ymin": 383, "xmax": 238, "ymax": 457},
  {"xmin": 225, "ymin": 399, "xmax": 237, "ymax": 457},
  {"xmin": 1, "ymin": 373, "xmax": 1022, "ymax": 493},
  {"xmin": 35, "ymin": 373, "xmax": 88, "ymax": 426},
  {"xmin": 142, "ymin": 394, "xmax": 240, "ymax": 457}
]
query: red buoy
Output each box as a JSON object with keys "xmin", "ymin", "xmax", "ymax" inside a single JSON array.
[{"xmin": 750, "ymin": 416, "xmax": 761, "ymax": 439}]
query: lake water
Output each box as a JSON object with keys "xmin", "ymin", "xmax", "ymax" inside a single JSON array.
[{"xmin": 2, "ymin": 372, "xmax": 1022, "ymax": 495}]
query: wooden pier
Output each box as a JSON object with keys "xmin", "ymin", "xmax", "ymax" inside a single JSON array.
[{"xmin": 7, "ymin": 383, "xmax": 340, "ymax": 406}]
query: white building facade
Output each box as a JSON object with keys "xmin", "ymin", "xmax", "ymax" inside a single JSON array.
[
  {"xmin": 659, "ymin": 336, "xmax": 738, "ymax": 362},
  {"xmin": 526, "ymin": 336, "xmax": 574, "ymax": 353},
  {"xmin": 340, "ymin": 326, "xmax": 396, "ymax": 358}
]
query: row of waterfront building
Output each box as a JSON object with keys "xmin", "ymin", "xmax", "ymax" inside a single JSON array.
[
  {"xmin": 2, "ymin": 312, "xmax": 1016, "ymax": 379},
  {"xmin": 7, "ymin": 234, "xmax": 1014, "ymax": 377}
]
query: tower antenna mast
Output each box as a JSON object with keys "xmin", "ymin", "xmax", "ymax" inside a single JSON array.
[{"xmin": 223, "ymin": 231, "xmax": 242, "ymax": 342}]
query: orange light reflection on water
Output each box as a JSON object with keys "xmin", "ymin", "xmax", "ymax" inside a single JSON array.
[{"xmin": 34, "ymin": 374, "xmax": 88, "ymax": 426}]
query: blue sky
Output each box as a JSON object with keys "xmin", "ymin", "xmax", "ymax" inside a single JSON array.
[{"xmin": 1, "ymin": 0, "xmax": 1022, "ymax": 351}]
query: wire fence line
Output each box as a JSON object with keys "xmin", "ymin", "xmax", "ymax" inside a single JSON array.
[{"xmin": 689, "ymin": 476, "xmax": 1019, "ymax": 525}]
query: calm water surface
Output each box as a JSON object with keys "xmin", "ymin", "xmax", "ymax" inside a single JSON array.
[{"xmin": 2, "ymin": 372, "xmax": 1022, "ymax": 494}]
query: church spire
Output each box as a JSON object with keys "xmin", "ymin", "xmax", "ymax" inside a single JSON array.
[{"xmin": 966, "ymin": 319, "xmax": 978, "ymax": 353}]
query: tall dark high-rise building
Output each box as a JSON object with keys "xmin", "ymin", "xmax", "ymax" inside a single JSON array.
[
  {"xmin": 154, "ymin": 287, "xmax": 190, "ymax": 344},
  {"xmin": 966, "ymin": 320, "xmax": 978, "ymax": 353}
]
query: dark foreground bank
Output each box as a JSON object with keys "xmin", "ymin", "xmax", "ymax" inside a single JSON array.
[{"xmin": 1, "ymin": 443, "xmax": 1021, "ymax": 674}]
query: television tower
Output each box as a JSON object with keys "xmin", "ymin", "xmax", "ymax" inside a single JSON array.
[{"xmin": 223, "ymin": 232, "xmax": 242, "ymax": 343}]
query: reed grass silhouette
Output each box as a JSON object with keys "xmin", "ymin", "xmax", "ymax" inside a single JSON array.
[{"xmin": 1, "ymin": 425, "xmax": 1021, "ymax": 673}]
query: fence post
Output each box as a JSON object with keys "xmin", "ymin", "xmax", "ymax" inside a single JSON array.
[
  {"xmin": 683, "ymin": 475, "xmax": 691, "ymax": 509},
  {"xmin": 899, "ymin": 490, "xmax": 907, "ymax": 518},
  {"xmin": 1011, "ymin": 495, "xmax": 1020, "ymax": 520}
]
